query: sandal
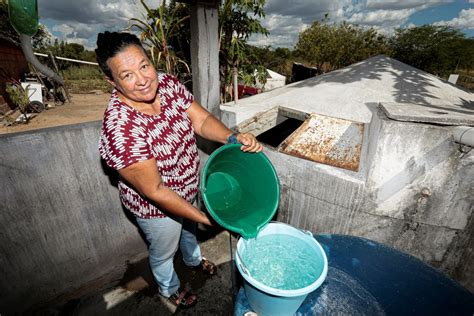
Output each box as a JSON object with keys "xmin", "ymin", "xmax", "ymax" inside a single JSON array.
[
  {"xmin": 168, "ymin": 287, "xmax": 197, "ymax": 308},
  {"xmin": 193, "ymin": 257, "xmax": 217, "ymax": 275}
]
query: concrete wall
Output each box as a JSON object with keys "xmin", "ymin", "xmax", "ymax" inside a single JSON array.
[{"xmin": 0, "ymin": 122, "xmax": 148, "ymax": 313}]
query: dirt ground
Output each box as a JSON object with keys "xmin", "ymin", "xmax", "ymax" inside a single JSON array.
[{"xmin": 0, "ymin": 92, "xmax": 109, "ymax": 135}]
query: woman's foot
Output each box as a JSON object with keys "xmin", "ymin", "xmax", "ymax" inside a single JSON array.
[
  {"xmin": 193, "ymin": 257, "xmax": 216, "ymax": 275},
  {"xmin": 168, "ymin": 287, "xmax": 197, "ymax": 308}
]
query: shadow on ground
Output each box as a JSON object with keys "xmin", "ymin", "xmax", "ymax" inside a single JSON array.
[{"xmin": 40, "ymin": 228, "xmax": 242, "ymax": 316}]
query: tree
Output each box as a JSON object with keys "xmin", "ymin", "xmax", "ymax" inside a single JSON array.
[
  {"xmin": 129, "ymin": 0, "xmax": 269, "ymax": 100},
  {"xmin": 247, "ymin": 45, "xmax": 292, "ymax": 81},
  {"xmin": 219, "ymin": 0, "xmax": 269, "ymax": 101},
  {"xmin": 81, "ymin": 50, "xmax": 98, "ymax": 62},
  {"xmin": 47, "ymin": 42, "xmax": 85, "ymax": 60},
  {"xmin": 129, "ymin": 0, "xmax": 191, "ymax": 82},
  {"xmin": 390, "ymin": 25, "xmax": 474, "ymax": 77},
  {"xmin": 295, "ymin": 20, "xmax": 391, "ymax": 72},
  {"xmin": 36, "ymin": 41, "xmax": 89, "ymax": 70}
]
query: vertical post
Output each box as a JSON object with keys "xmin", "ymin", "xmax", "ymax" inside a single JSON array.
[
  {"xmin": 47, "ymin": 52, "xmax": 70, "ymax": 103},
  {"xmin": 190, "ymin": 1, "xmax": 220, "ymax": 118},
  {"xmin": 233, "ymin": 66, "xmax": 238, "ymax": 104}
]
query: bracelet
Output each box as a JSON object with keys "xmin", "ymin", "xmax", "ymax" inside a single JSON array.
[{"xmin": 227, "ymin": 133, "xmax": 238, "ymax": 144}]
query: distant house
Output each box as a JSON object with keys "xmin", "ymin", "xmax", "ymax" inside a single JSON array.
[
  {"xmin": 290, "ymin": 62, "xmax": 319, "ymax": 83},
  {"xmin": 238, "ymin": 69, "xmax": 287, "ymax": 99},
  {"xmin": 264, "ymin": 69, "xmax": 286, "ymax": 91},
  {"xmin": 0, "ymin": 36, "xmax": 28, "ymax": 112}
]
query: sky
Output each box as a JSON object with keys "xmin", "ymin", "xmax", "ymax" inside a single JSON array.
[{"xmin": 37, "ymin": 0, "xmax": 474, "ymax": 50}]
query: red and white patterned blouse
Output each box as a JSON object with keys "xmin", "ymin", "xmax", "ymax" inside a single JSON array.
[{"xmin": 99, "ymin": 73, "xmax": 199, "ymax": 219}]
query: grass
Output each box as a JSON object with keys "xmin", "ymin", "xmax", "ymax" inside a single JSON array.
[
  {"xmin": 65, "ymin": 79, "xmax": 111, "ymax": 94},
  {"xmin": 62, "ymin": 65, "xmax": 103, "ymax": 80},
  {"xmin": 61, "ymin": 65, "xmax": 111, "ymax": 94}
]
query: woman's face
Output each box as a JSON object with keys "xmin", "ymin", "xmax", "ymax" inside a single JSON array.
[{"xmin": 106, "ymin": 44, "xmax": 158, "ymax": 103}]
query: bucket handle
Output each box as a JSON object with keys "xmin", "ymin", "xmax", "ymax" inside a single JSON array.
[
  {"xmin": 238, "ymin": 262, "xmax": 251, "ymax": 276},
  {"xmin": 236, "ymin": 244, "xmax": 251, "ymax": 276},
  {"xmin": 270, "ymin": 221, "xmax": 315, "ymax": 239},
  {"xmin": 299, "ymin": 228, "xmax": 314, "ymax": 238}
]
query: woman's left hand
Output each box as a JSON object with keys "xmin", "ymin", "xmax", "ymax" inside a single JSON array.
[{"xmin": 236, "ymin": 133, "xmax": 263, "ymax": 152}]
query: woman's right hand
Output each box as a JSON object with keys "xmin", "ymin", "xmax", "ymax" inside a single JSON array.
[
  {"xmin": 200, "ymin": 211, "xmax": 213, "ymax": 226},
  {"xmin": 236, "ymin": 132, "xmax": 263, "ymax": 152}
]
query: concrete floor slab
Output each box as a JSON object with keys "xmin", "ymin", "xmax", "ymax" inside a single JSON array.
[{"xmin": 36, "ymin": 228, "xmax": 240, "ymax": 316}]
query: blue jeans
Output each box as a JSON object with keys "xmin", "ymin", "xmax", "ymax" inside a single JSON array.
[{"xmin": 136, "ymin": 215, "xmax": 202, "ymax": 297}]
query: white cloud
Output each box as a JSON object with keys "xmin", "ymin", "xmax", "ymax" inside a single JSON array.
[
  {"xmin": 39, "ymin": 0, "xmax": 472, "ymax": 50},
  {"xmin": 264, "ymin": 0, "xmax": 352, "ymax": 24},
  {"xmin": 344, "ymin": 1, "xmax": 452, "ymax": 35},
  {"xmin": 52, "ymin": 24, "xmax": 75, "ymax": 37},
  {"xmin": 265, "ymin": 14, "xmax": 309, "ymax": 35},
  {"xmin": 39, "ymin": 0, "xmax": 164, "ymax": 48},
  {"xmin": 348, "ymin": 8, "xmax": 416, "ymax": 25},
  {"xmin": 62, "ymin": 37, "xmax": 90, "ymax": 47},
  {"xmin": 248, "ymin": 13, "xmax": 311, "ymax": 48},
  {"xmin": 40, "ymin": 0, "xmax": 163, "ymax": 25},
  {"xmin": 50, "ymin": 23, "xmax": 98, "ymax": 49},
  {"xmin": 256, "ymin": 0, "xmax": 451, "ymax": 47},
  {"xmin": 433, "ymin": 8, "xmax": 474, "ymax": 29},
  {"xmin": 366, "ymin": 0, "xmax": 452, "ymax": 10},
  {"xmin": 257, "ymin": 0, "xmax": 431, "ymax": 46}
]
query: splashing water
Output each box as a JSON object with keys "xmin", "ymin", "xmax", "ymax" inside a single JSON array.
[{"xmin": 241, "ymin": 234, "xmax": 325, "ymax": 290}]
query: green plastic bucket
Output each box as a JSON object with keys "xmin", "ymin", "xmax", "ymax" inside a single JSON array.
[
  {"xmin": 8, "ymin": 0, "xmax": 39, "ymax": 36},
  {"xmin": 200, "ymin": 144, "xmax": 280, "ymax": 238}
]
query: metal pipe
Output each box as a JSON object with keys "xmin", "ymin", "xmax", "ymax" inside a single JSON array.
[
  {"xmin": 19, "ymin": 34, "xmax": 64, "ymax": 85},
  {"xmin": 452, "ymin": 126, "xmax": 474, "ymax": 147},
  {"xmin": 33, "ymin": 52, "xmax": 99, "ymax": 66}
]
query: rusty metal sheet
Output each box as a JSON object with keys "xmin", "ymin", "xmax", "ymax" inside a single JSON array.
[{"xmin": 278, "ymin": 113, "xmax": 364, "ymax": 171}]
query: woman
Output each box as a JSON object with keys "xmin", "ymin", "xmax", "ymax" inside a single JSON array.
[{"xmin": 95, "ymin": 32, "xmax": 262, "ymax": 308}]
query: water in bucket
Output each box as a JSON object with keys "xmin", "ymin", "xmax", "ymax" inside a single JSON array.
[
  {"xmin": 241, "ymin": 234, "xmax": 325, "ymax": 290},
  {"xmin": 236, "ymin": 223, "xmax": 328, "ymax": 316}
]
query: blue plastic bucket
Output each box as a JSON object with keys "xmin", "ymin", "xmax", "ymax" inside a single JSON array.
[{"xmin": 235, "ymin": 222, "xmax": 328, "ymax": 316}]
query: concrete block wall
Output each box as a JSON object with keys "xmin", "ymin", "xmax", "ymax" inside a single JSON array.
[
  {"xmin": 0, "ymin": 122, "xmax": 148, "ymax": 313},
  {"xmin": 268, "ymin": 150, "xmax": 365, "ymax": 234}
]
